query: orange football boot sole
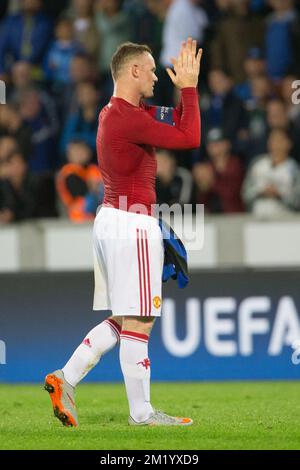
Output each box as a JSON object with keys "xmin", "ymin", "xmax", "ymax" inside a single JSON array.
[{"xmin": 44, "ymin": 373, "xmax": 77, "ymax": 427}]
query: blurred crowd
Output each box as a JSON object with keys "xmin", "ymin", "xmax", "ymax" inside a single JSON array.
[{"xmin": 1, "ymin": 0, "xmax": 300, "ymax": 224}]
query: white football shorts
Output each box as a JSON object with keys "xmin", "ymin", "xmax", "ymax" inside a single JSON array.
[{"xmin": 93, "ymin": 206, "xmax": 164, "ymax": 317}]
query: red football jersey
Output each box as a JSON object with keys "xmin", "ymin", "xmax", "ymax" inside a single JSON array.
[{"xmin": 96, "ymin": 87, "xmax": 200, "ymax": 215}]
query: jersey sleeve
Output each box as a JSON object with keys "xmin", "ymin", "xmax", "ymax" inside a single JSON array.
[{"xmin": 124, "ymin": 88, "xmax": 201, "ymax": 150}]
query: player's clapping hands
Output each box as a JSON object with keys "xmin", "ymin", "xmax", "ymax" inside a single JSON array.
[{"xmin": 166, "ymin": 37, "xmax": 202, "ymax": 89}]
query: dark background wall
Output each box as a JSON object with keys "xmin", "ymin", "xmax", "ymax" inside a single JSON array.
[{"xmin": 0, "ymin": 270, "xmax": 300, "ymax": 383}]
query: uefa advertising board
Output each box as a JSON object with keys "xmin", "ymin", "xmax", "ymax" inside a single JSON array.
[{"xmin": 0, "ymin": 270, "xmax": 300, "ymax": 382}]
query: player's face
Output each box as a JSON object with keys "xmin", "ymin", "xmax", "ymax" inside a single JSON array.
[{"xmin": 138, "ymin": 53, "xmax": 158, "ymax": 98}]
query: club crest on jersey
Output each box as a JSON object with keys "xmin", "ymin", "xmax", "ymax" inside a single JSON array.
[{"xmin": 153, "ymin": 296, "xmax": 161, "ymax": 309}]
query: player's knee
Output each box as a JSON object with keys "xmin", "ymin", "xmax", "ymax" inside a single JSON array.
[{"xmin": 122, "ymin": 316, "xmax": 155, "ymax": 336}]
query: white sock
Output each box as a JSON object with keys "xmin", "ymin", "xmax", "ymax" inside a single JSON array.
[
  {"xmin": 62, "ymin": 318, "xmax": 121, "ymax": 387},
  {"xmin": 120, "ymin": 330, "xmax": 154, "ymax": 422}
]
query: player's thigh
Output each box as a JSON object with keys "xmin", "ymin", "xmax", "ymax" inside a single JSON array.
[
  {"xmin": 101, "ymin": 210, "xmax": 164, "ymax": 317},
  {"xmin": 122, "ymin": 316, "xmax": 155, "ymax": 336},
  {"xmin": 110, "ymin": 316, "xmax": 155, "ymax": 335}
]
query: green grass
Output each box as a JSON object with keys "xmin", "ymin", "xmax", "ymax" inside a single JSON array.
[{"xmin": 0, "ymin": 381, "xmax": 300, "ymax": 450}]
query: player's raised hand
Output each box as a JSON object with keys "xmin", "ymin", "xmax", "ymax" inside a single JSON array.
[{"xmin": 166, "ymin": 37, "xmax": 203, "ymax": 89}]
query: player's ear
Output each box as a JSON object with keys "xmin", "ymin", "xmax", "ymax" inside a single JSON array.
[{"xmin": 131, "ymin": 64, "xmax": 139, "ymax": 79}]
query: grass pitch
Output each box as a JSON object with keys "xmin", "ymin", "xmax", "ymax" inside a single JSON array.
[{"xmin": 0, "ymin": 381, "xmax": 299, "ymax": 450}]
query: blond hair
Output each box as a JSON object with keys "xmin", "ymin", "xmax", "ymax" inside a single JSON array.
[{"xmin": 110, "ymin": 42, "xmax": 152, "ymax": 81}]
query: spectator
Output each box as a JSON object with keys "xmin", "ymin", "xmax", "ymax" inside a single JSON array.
[
  {"xmin": 0, "ymin": 104, "xmax": 32, "ymax": 160},
  {"xmin": 0, "ymin": 143, "xmax": 57, "ymax": 220},
  {"xmin": 44, "ymin": 17, "xmax": 83, "ymax": 89},
  {"xmin": 210, "ymin": 0, "xmax": 265, "ymax": 83},
  {"xmin": 8, "ymin": 61, "xmax": 35, "ymax": 104},
  {"xmin": 70, "ymin": 53, "xmax": 96, "ymax": 85},
  {"xmin": 0, "ymin": 150, "xmax": 38, "ymax": 223},
  {"xmin": 0, "ymin": 136, "xmax": 19, "ymax": 164},
  {"xmin": 56, "ymin": 140, "xmax": 103, "ymax": 222},
  {"xmin": 0, "ymin": 0, "xmax": 53, "ymax": 79},
  {"xmin": 201, "ymin": 68, "xmax": 248, "ymax": 150},
  {"xmin": 95, "ymin": 0, "xmax": 132, "ymax": 73},
  {"xmin": 246, "ymin": 95, "xmax": 300, "ymax": 164},
  {"xmin": 0, "ymin": 137, "xmax": 19, "ymax": 193},
  {"xmin": 126, "ymin": 0, "xmax": 163, "ymax": 62},
  {"xmin": 266, "ymin": 97, "xmax": 289, "ymax": 130},
  {"xmin": 192, "ymin": 128, "xmax": 244, "ymax": 213},
  {"xmin": 155, "ymin": 149, "xmax": 193, "ymax": 206},
  {"xmin": 95, "ymin": 0, "xmax": 132, "ymax": 102},
  {"xmin": 59, "ymin": 53, "xmax": 97, "ymax": 120},
  {"xmin": 67, "ymin": 0, "xmax": 101, "ymax": 62},
  {"xmin": 265, "ymin": 0, "xmax": 298, "ymax": 81},
  {"xmin": 242, "ymin": 128, "xmax": 300, "ymax": 216},
  {"xmin": 234, "ymin": 47, "xmax": 266, "ymax": 102},
  {"xmin": 160, "ymin": 0, "xmax": 208, "ymax": 68},
  {"xmin": 245, "ymin": 74, "xmax": 275, "ymax": 161},
  {"xmin": 60, "ymin": 81, "xmax": 99, "ymax": 157},
  {"xmin": 266, "ymin": 97, "xmax": 300, "ymax": 161},
  {"xmin": 18, "ymin": 89, "xmax": 59, "ymax": 172},
  {"xmin": 158, "ymin": 0, "xmax": 208, "ymax": 105},
  {"xmin": 8, "ymin": 61, "xmax": 59, "ymax": 134},
  {"xmin": 248, "ymin": 74, "xmax": 274, "ymax": 110}
]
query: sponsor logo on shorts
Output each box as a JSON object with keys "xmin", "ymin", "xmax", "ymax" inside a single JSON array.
[{"xmin": 153, "ymin": 296, "xmax": 161, "ymax": 309}]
